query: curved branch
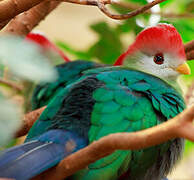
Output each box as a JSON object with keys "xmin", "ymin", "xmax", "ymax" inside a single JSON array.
[
  {"xmin": 33, "ymin": 105, "xmax": 194, "ymax": 180},
  {"xmin": 1, "ymin": 0, "xmax": 193, "ymax": 36},
  {"xmin": 97, "ymin": 0, "xmax": 166, "ymax": 20},
  {"xmin": 114, "ymin": 1, "xmax": 194, "ymax": 19},
  {"xmin": 0, "ymin": 0, "xmax": 193, "ymax": 27}
]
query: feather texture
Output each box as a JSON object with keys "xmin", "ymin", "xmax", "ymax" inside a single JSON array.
[{"xmin": 0, "ymin": 64, "xmax": 185, "ymax": 180}]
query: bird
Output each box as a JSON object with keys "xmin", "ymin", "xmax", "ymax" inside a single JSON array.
[{"xmin": 0, "ymin": 23, "xmax": 191, "ymax": 180}]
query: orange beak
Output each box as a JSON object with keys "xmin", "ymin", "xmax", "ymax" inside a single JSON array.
[{"xmin": 176, "ymin": 63, "xmax": 191, "ymax": 75}]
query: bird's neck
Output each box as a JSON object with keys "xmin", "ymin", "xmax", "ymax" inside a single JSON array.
[{"xmin": 122, "ymin": 55, "xmax": 181, "ymax": 92}]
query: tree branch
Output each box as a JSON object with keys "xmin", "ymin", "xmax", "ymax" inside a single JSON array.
[
  {"xmin": 15, "ymin": 106, "xmax": 46, "ymax": 137},
  {"xmin": 97, "ymin": 0, "xmax": 166, "ymax": 20},
  {"xmin": 0, "ymin": 0, "xmax": 175, "ymax": 25},
  {"xmin": 33, "ymin": 105, "xmax": 194, "ymax": 180},
  {"xmin": 113, "ymin": 1, "xmax": 194, "ymax": 19},
  {"xmin": 0, "ymin": 78, "xmax": 23, "ymax": 91},
  {"xmin": 185, "ymin": 40, "xmax": 194, "ymax": 52},
  {"xmin": 0, "ymin": 0, "xmax": 193, "ymax": 30},
  {"xmin": 185, "ymin": 40, "xmax": 194, "ymax": 60},
  {"xmin": 0, "ymin": 20, "xmax": 10, "ymax": 30},
  {"xmin": 186, "ymin": 50, "xmax": 194, "ymax": 60},
  {"xmin": 2, "ymin": 1, "xmax": 60, "ymax": 36},
  {"xmin": 1, "ymin": 0, "xmax": 193, "ymax": 36},
  {"xmin": 0, "ymin": 0, "xmax": 43, "ymax": 22}
]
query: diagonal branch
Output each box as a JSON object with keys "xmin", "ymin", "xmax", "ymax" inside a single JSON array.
[
  {"xmin": 114, "ymin": 1, "xmax": 194, "ymax": 19},
  {"xmin": 97, "ymin": 0, "xmax": 166, "ymax": 20},
  {"xmin": 0, "ymin": 0, "xmax": 43, "ymax": 22},
  {"xmin": 1, "ymin": 0, "xmax": 193, "ymax": 36},
  {"xmin": 2, "ymin": 1, "xmax": 60, "ymax": 36},
  {"xmin": 0, "ymin": 20, "xmax": 10, "ymax": 30},
  {"xmin": 0, "ymin": 0, "xmax": 181, "ymax": 25},
  {"xmin": 33, "ymin": 105, "xmax": 194, "ymax": 180}
]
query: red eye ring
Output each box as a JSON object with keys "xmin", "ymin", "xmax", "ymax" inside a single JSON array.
[{"xmin": 154, "ymin": 53, "xmax": 164, "ymax": 65}]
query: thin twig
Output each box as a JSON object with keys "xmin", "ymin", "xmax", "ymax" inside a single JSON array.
[
  {"xmin": 114, "ymin": 1, "xmax": 194, "ymax": 19},
  {"xmin": 61, "ymin": 0, "xmax": 111, "ymax": 6},
  {"xmin": 34, "ymin": 105, "xmax": 194, "ymax": 180},
  {"xmin": 0, "ymin": 78, "xmax": 23, "ymax": 91},
  {"xmin": 97, "ymin": 0, "xmax": 166, "ymax": 20}
]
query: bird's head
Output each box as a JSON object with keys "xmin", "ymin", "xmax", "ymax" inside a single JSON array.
[{"xmin": 114, "ymin": 23, "xmax": 190, "ymax": 80}]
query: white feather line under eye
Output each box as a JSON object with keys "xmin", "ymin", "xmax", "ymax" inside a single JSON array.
[{"xmin": 124, "ymin": 52, "xmax": 180, "ymax": 80}]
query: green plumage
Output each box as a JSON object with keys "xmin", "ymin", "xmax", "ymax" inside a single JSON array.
[
  {"xmin": 31, "ymin": 60, "xmax": 103, "ymax": 109},
  {"xmin": 27, "ymin": 65, "xmax": 185, "ymax": 180}
]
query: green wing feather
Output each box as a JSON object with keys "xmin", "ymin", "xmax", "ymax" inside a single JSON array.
[
  {"xmin": 74, "ymin": 68, "xmax": 185, "ymax": 180},
  {"xmin": 31, "ymin": 60, "xmax": 103, "ymax": 109},
  {"xmin": 28, "ymin": 66, "xmax": 185, "ymax": 180}
]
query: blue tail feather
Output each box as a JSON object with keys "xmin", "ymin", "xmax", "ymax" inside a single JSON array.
[
  {"xmin": 0, "ymin": 140, "xmax": 43, "ymax": 167},
  {"xmin": 0, "ymin": 129, "xmax": 87, "ymax": 180}
]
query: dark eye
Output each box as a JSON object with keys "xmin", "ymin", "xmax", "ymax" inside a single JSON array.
[{"xmin": 154, "ymin": 53, "xmax": 164, "ymax": 65}]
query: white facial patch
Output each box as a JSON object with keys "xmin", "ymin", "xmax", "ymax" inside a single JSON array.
[{"xmin": 123, "ymin": 52, "xmax": 180, "ymax": 80}]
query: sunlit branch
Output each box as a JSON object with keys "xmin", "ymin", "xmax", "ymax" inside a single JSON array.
[{"xmin": 2, "ymin": 1, "xmax": 60, "ymax": 36}]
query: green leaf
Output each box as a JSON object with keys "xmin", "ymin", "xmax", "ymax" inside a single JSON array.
[
  {"xmin": 184, "ymin": 140, "xmax": 194, "ymax": 156},
  {"xmin": 159, "ymin": 0, "xmax": 174, "ymax": 7},
  {"xmin": 88, "ymin": 22, "xmax": 123, "ymax": 64},
  {"xmin": 173, "ymin": 20, "xmax": 194, "ymax": 42}
]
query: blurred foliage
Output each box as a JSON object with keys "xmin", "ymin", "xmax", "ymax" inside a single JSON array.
[
  {"xmin": 185, "ymin": 140, "xmax": 194, "ymax": 156},
  {"xmin": 56, "ymin": 0, "xmax": 194, "ymax": 153},
  {"xmin": 0, "ymin": 36, "xmax": 58, "ymax": 146},
  {"xmin": 0, "ymin": 36, "xmax": 57, "ymax": 82},
  {"xmin": 0, "ymin": 95, "xmax": 20, "ymax": 146}
]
